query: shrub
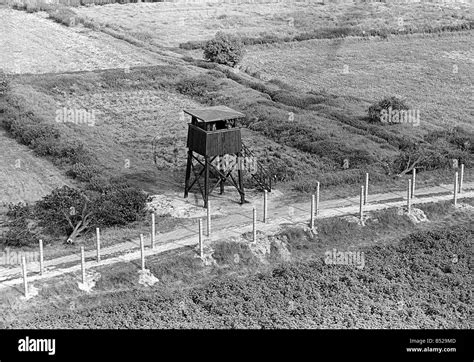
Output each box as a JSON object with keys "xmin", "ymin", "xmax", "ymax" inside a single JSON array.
[
  {"xmin": 2, "ymin": 103, "xmax": 94, "ymax": 165},
  {"xmin": 0, "ymin": 203, "xmax": 36, "ymax": 247},
  {"xmin": 271, "ymin": 90, "xmax": 328, "ymax": 109},
  {"xmin": 176, "ymin": 75, "xmax": 218, "ymax": 98},
  {"xmin": 0, "ymin": 70, "xmax": 10, "ymax": 97},
  {"xmin": 95, "ymin": 186, "xmax": 147, "ymax": 226},
  {"xmin": 66, "ymin": 162, "xmax": 101, "ymax": 182},
  {"xmin": 35, "ymin": 184, "xmax": 147, "ymax": 241},
  {"xmin": 47, "ymin": 7, "xmax": 78, "ymax": 27},
  {"xmin": 179, "ymin": 40, "xmax": 205, "ymax": 50},
  {"xmin": 203, "ymin": 32, "xmax": 244, "ymax": 67},
  {"xmin": 7, "ymin": 115, "xmax": 60, "ymax": 146},
  {"xmin": 35, "ymin": 186, "xmax": 93, "ymax": 240},
  {"xmin": 206, "ymin": 70, "xmax": 226, "ymax": 79},
  {"xmin": 367, "ymin": 96, "xmax": 409, "ymax": 123}
]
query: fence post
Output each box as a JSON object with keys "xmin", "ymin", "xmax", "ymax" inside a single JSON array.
[
  {"xmin": 310, "ymin": 194, "xmax": 315, "ymax": 229},
  {"xmin": 80, "ymin": 246, "xmax": 86, "ymax": 284},
  {"xmin": 459, "ymin": 164, "xmax": 464, "ymax": 194},
  {"xmin": 454, "ymin": 171, "xmax": 458, "ymax": 206},
  {"xmin": 253, "ymin": 207, "xmax": 257, "ymax": 242},
  {"xmin": 39, "ymin": 239, "xmax": 44, "ymax": 276},
  {"xmin": 263, "ymin": 190, "xmax": 268, "ymax": 223},
  {"xmin": 198, "ymin": 219, "xmax": 203, "ymax": 258},
  {"xmin": 151, "ymin": 213, "xmax": 156, "ymax": 249},
  {"xmin": 207, "ymin": 201, "xmax": 211, "ymax": 237},
  {"xmin": 140, "ymin": 234, "xmax": 146, "ymax": 271},
  {"xmin": 411, "ymin": 168, "xmax": 416, "ymax": 199},
  {"xmin": 407, "ymin": 179, "xmax": 412, "ymax": 214},
  {"xmin": 359, "ymin": 185, "xmax": 364, "ymax": 221},
  {"xmin": 21, "ymin": 256, "xmax": 28, "ymax": 298},
  {"xmin": 364, "ymin": 173, "xmax": 369, "ymax": 205},
  {"xmin": 96, "ymin": 227, "xmax": 101, "ymax": 263},
  {"xmin": 316, "ymin": 182, "xmax": 320, "ymax": 216}
]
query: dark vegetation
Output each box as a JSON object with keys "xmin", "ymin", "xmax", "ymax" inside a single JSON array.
[
  {"xmin": 12, "ymin": 225, "xmax": 472, "ymax": 328},
  {"xmin": 179, "ymin": 21, "xmax": 474, "ymax": 50},
  {"xmin": 367, "ymin": 96, "xmax": 410, "ymax": 123},
  {"xmin": 203, "ymin": 32, "xmax": 245, "ymax": 67}
]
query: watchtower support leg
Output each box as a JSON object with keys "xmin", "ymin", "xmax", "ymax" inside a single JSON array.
[
  {"xmin": 204, "ymin": 156, "xmax": 210, "ymax": 208},
  {"xmin": 237, "ymin": 152, "xmax": 245, "ymax": 204},
  {"xmin": 184, "ymin": 150, "xmax": 192, "ymax": 198},
  {"xmin": 220, "ymin": 175, "xmax": 225, "ymax": 195}
]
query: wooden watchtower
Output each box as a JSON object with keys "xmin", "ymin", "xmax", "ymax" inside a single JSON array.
[{"xmin": 184, "ymin": 106, "xmax": 246, "ymax": 208}]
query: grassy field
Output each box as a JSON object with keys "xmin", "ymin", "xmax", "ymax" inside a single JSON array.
[
  {"xmin": 0, "ymin": 0, "xmax": 473, "ymax": 320},
  {"xmin": 70, "ymin": 0, "xmax": 473, "ymax": 47},
  {"xmin": 238, "ymin": 32, "xmax": 474, "ymax": 131},
  {"xmin": 0, "ymin": 8, "xmax": 166, "ymax": 74},
  {"xmin": 4, "ymin": 36, "xmax": 472, "ymax": 201}
]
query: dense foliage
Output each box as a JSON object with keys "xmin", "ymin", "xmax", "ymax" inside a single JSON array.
[
  {"xmin": 367, "ymin": 96, "xmax": 409, "ymax": 123},
  {"xmin": 180, "ymin": 21, "xmax": 474, "ymax": 50},
  {"xmin": 176, "ymin": 75, "xmax": 218, "ymax": 98},
  {"xmin": 16, "ymin": 225, "xmax": 472, "ymax": 328},
  {"xmin": 0, "ymin": 203, "xmax": 37, "ymax": 247},
  {"xmin": 203, "ymin": 32, "xmax": 244, "ymax": 67},
  {"xmin": 33, "ymin": 185, "xmax": 147, "ymax": 243},
  {"xmin": 0, "ymin": 70, "xmax": 10, "ymax": 96}
]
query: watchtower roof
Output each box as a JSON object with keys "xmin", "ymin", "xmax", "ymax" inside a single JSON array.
[{"xmin": 184, "ymin": 106, "xmax": 245, "ymax": 123}]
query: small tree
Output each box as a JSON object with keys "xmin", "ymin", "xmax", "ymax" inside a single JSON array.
[
  {"xmin": 34, "ymin": 183, "xmax": 147, "ymax": 243},
  {"xmin": 203, "ymin": 32, "xmax": 244, "ymax": 67},
  {"xmin": 35, "ymin": 186, "xmax": 96, "ymax": 243}
]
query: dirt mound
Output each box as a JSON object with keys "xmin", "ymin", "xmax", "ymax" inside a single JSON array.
[
  {"xmin": 146, "ymin": 193, "xmax": 224, "ymax": 218},
  {"xmin": 397, "ymin": 207, "xmax": 429, "ymax": 224}
]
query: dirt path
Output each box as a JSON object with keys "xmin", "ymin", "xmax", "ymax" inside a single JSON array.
[{"xmin": 0, "ymin": 182, "xmax": 472, "ymax": 290}]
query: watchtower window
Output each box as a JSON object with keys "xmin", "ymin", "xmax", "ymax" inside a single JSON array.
[{"xmin": 185, "ymin": 106, "xmax": 243, "ymax": 132}]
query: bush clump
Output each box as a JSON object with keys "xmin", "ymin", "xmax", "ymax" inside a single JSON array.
[
  {"xmin": 176, "ymin": 75, "xmax": 218, "ymax": 98},
  {"xmin": 367, "ymin": 96, "xmax": 409, "ymax": 123},
  {"xmin": 0, "ymin": 203, "xmax": 37, "ymax": 247},
  {"xmin": 0, "ymin": 70, "xmax": 10, "ymax": 97},
  {"xmin": 203, "ymin": 32, "xmax": 244, "ymax": 67},
  {"xmin": 34, "ymin": 184, "xmax": 147, "ymax": 242},
  {"xmin": 47, "ymin": 7, "xmax": 78, "ymax": 27},
  {"xmin": 66, "ymin": 162, "xmax": 101, "ymax": 183}
]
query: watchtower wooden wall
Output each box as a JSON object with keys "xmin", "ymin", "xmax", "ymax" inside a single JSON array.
[{"xmin": 187, "ymin": 125, "xmax": 242, "ymax": 157}]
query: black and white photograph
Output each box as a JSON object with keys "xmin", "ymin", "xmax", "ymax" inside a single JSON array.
[{"xmin": 0, "ymin": 0, "xmax": 472, "ymax": 360}]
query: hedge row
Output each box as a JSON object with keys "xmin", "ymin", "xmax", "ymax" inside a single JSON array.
[{"xmin": 179, "ymin": 21, "xmax": 474, "ymax": 50}]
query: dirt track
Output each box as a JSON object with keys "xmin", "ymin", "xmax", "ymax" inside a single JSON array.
[{"xmin": 1, "ymin": 182, "xmax": 472, "ymax": 291}]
